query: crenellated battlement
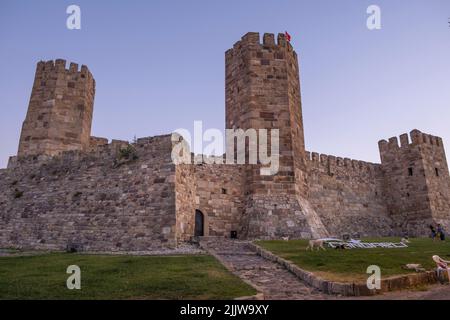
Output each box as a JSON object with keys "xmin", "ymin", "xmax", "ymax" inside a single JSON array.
[
  {"xmin": 305, "ymin": 151, "xmax": 381, "ymax": 178},
  {"xmin": 225, "ymin": 32, "xmax": 297, "ymax": 60},
  {"xmin": 34, "ymin": 59, "xmax": 95, "ymax": 84},
  {"xmin": 379, "ymin": 129, "xmax": 443, "ymax": 149},
  {"xmin": 9, "ymin": 134, "xmax": 174, "ymax": 170},
  {"xmin": 378, "ymin": 129, "xmax": 444, "ymax": 163}
]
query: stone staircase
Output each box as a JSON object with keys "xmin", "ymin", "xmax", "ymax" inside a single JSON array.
[{"xmin": 198, "ymin": 237, "xmax": 332, "ymax": 300}]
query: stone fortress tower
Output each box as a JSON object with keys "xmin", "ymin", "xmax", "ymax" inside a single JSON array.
[
  {"xmin": 0, "ymin": 32, "xmax": 449, "ymax": 252},
  {"xmin": 17, "ymin": 59, "xmax": 95, "ymax": 157},
  {"xmin": 379, "ymin": 130, "xmax": 450, "ymax": 235},
  {"xmin": 225, "ymin": 32, "xmax": 328, "ymax": 238}
]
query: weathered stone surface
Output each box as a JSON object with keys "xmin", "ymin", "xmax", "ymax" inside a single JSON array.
[
  {"xmin": 18, "ymin": 60, "xmax": 95, "ymax": 158},
  {"xmin": 1, "ymin": 32, "xmax": 450, "ymax": 252},
  {"xmin": 200, "ymin": 238, "xmax": 331, "ymax": 300},
  {"xmin": 379, "ymin": 131, "xmax": 450, "ymax": 235},
  {"xmin": 0, "ymin": 135, "xmax": 178, "ymax": 251},
  {"xmin": 305, "ymin": 154, "xmax": 394, "ymax": 237}
]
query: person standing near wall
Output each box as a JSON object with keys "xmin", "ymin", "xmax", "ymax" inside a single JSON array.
[
  {"xmin": 437, "ymin": 224, "xmax": 446, "ymax": 241},
  {"xmin": 430, "ymin": 225, "xmax": 437, "ymax": 241}
]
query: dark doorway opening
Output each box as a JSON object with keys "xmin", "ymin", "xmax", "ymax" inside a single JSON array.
[{"xmin": 195, "ymin": 210, "xmax": 204, "ymax": 237}]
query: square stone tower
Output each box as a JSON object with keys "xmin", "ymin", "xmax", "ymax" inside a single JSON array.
[
  {"xmin": 17, "ymin": 59, "xmax": 95, "ymax": 157},
  {"xmin": 379, "ymin": 130, "xmax": 450, "ymax": 235}
]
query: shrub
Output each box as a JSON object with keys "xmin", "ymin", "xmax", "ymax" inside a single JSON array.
[{"xmin": 118, "ymin": 145, "xmax": 138, "ymax": 161}]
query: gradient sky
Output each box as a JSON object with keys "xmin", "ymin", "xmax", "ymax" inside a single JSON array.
[{"xmin": 0, "ymin": 0, "xmax": 449, "ymax": 168}]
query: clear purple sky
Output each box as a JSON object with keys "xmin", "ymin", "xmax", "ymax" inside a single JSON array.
[{"xmin": 1, "ymin": 0, "xmax": 449, "ymax": 168}]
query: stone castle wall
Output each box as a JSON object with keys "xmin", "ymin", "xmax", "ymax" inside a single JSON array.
[
  {"xmin": 193, "ymin": 163, "xmax": 247, "ymax": 237},
  {"xmin": 305, "ymin": 152, "xmax": 393, "ymax": 237},
  {"xmin": 175, "ymin": 163, "xmax": 196, "ymax": 242},
  {"xmin": 0, "ymin": 135, "xmax": 178, "ymax": 251},
  {"xmin": 2, "ymin": 33, "xmax": 450, "ymax": 251}
]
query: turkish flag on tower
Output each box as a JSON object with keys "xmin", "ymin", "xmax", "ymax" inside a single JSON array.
[{"xmin": 285, "ymin": 31, "xmax": 291, "ymax": 42}]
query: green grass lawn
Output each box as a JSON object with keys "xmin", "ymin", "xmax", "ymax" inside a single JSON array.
[
  {"xmin": 0, "ymin": 253, "xmax": 256, "ymax": 300},
  {"xmin": 256, "ymin": 238, "xmax": 450, "ymax": 282}
]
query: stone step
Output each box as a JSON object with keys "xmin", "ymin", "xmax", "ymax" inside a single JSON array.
[
  {"xmin": 215, "ymin": 251, "xmax": 257, "ymax": 256},
  {"xmin": 200, "ymin": 237, "xmax": 330, "ymax": 300}
]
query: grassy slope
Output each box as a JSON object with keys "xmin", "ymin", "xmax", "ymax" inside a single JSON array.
[
  {"xmin": 257, "ymin": 238, "xmax": 450, "ymax": 282},
  {"xmin": 0, "ymin": 254, "xmax": 256, "ymax": 300}
]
